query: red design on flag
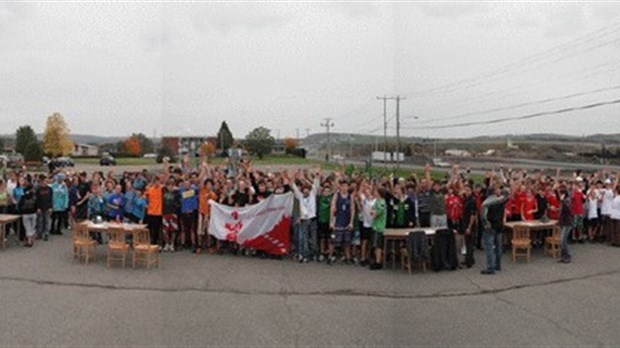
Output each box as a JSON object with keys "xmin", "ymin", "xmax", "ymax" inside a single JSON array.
[
  {"xmin": 209, "ymin": 193, "xmax": 294, "ymax": 255},
  {"xmin": 241, "ymin": 216, "xmax": 291, "ymax": 255}
]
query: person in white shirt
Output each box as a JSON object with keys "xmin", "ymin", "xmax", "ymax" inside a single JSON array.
[
  {"xmin": 358, "ymin": 182, "xmax": 376, "ymax": 267},
  {"xmin": 610, "ymin": 185, "xmax": 620, "ymax": 246},
  {"xmin": 600, "ymin": 179, "xmax": 615, "ymax": 243},
  {"xmin": 291, "ymin": 173, "xmax": 319, "ymax": 263},
  {"xmin": 586, "ymin": 186, "xmax": 600, "ymax": 243}
]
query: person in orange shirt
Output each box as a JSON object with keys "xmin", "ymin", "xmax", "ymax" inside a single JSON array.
[
  {"xmin": 145, "ymin": 176, "xmax": 163, "ymax": 246},
  {"xmin": 198, "ymin": 178, "xmax": 218, "ymax": 254}
]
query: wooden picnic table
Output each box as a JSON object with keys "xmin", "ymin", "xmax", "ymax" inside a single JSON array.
[
  {"xmin": 504, "ymin": 220, "xmax": 558, "ymax": 240},
  {"xmin": 0, "ymin": 214, "xmax": 22, "ymax": 250},
  {"xmin": 383, "ymin": 228, "xmax": 439, "ymax": 270},
  {"xmin": 79, "ymin": 221, "xmax": 148, "ymax": 235}
]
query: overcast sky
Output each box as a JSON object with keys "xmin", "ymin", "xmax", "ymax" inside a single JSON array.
[{"xmin": 1, "ymin": 1, "xmax": 620, "ymax": 139}]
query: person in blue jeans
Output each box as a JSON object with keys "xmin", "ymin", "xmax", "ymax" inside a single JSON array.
[
  {"xmin": 480, "ymin": 185, "xmax": 509, "ymax": 275},
  {"xmin": 557, "ymin": 186, "xmax": 573, "ymax": 263}
]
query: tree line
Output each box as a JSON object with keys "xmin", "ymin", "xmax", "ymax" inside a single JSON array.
[{"xmin": 7, "ymin": 115, "xmax": 300, "ymax": 163}]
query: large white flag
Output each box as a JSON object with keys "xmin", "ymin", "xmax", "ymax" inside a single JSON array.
[{"xmin": 209, "ymin": 192, "xmax": 293, "ymax": 255}]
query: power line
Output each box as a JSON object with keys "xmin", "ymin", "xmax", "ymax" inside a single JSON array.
[
  {"xmin": 407, "ymin": 21, "xmax": 620, "ymax": 98},
  {"xmin": 404, "ymin": 98, "xmax": 620, "ymax": 130},
  {"xmin": 428, "ymin": 58, "xmax": 620, "ymax": 112},
  {"xmin": 415, "ymin": 84, "xmax": 620, "ymax": 125}
]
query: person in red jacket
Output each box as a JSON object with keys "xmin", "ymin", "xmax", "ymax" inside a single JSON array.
[
  {"xmin": 546, "ymin": 186, "xmax": 560, "ymax": 220},
  {"xmin": 446, "ymin": 186, "xmax": 464, "ymax": 258},
  {"xmin": 521, "ymin": 188, "xmax": 538, "ymax": 221},
  {"xmin": 571, "ymin": 181, "xmax": 587, "ymax": 243}
]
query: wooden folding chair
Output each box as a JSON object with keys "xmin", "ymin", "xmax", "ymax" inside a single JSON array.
[
  {"xmin": 74, "ymin": 223, "xmax": 97, "ymax": 265},
  {"xmin": 107, "ymin": 227, "xmax": 130, "ymax": 268},
  {"xmin": 544, "ymin": 225, "xmax": 561, "ymax": 258},
  {"xmin": 132, "ymin": 228, "xmax": 160, "ymax": 269},
  {"xmin": 512, "ymin": 225, "xmax": 532, "ymax": 263}
]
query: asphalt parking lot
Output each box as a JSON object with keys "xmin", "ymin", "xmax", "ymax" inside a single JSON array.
[{"xmin": 1, "ymin": 231, "xmax": 619, "ymax": 347}]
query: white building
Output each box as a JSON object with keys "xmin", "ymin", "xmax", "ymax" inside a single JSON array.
[
  {"xmin": 73, "ymin": 143, "xmax": 99, "ymax": 157},
  {"xmin": 444, "ymin": 149, "xmax": 472, "ymax": 157}
]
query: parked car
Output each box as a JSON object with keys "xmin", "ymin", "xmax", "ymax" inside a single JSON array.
[
  {"xmin": 100, "ymin": 155, "xmax": 117, "ymax": 166},
  {"xmin": 3, "ymin": 153, "xmax": 25, "ymax": 168},
  {"xmin": 143, "ymin": 153, "xmax": 157, "ymax": 159},
  {"xmin": 53, "ymin": 157, "xmax": 75, "ymax": 168},
  {"xmin": 432, "ymin": 157, "xmax": 451, "ymax": 168}
]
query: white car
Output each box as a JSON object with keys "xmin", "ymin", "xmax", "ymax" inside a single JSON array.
[
  {"xmin": 432, "ymin": 158, "xmax": 451, "ymax": 168},
  {"xmin": 143, "ymin": 153, "xmax": 157, "ymax": 159}
]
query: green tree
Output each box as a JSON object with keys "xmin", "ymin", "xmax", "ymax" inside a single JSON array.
[
  {"xmin": 216, "ymin": 121, "xmax": 234, "ymax": 152},
  {"xmin": 244, "ymin": 127, "xmax": 275, "ymax": 159},
  {"xmin": 15, "ymin": 125, "xmax": 38, "ymax": 155},
  {"xmin": 43, "ymin": 112, "xmax": 73, "ymax": 156},
  {"xmin": 135, "ymin": 133, "xmax": 155, "ymax": 155},
  {"xmin": 0, "ymin": 138, "xmax": 4, "ymax": 153},
  {"xmin": 23, "ymin": 141, "xmax": 44, "ymax": 162}
]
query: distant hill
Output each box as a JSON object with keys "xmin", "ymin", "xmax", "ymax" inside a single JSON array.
[
  {"xmin": 0, "ymin": 134, "xmax": 147, "ymax": 145},
  {"xmin": 302, "ymin": 132, "xmax": 620, "ymax": 147}
]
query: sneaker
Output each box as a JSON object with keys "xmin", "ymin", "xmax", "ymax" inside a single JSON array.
[
  {"xmin": 318, "ymin": 254, "xmax": 325, "ymax": 262},
  {"xmin": 369, "ymin": 262, "xmax": 383, "ymax": 270},
  {"xmin": 480, "ymin": 270, "xmax": 495, "ymax": 275},
  {"xmin": 352, "ymin": 257, "xmax": 359, "ymax": 265},
  {"xmin": 43, "ymin": 235, "xmax": 49, "ymax": 242},
  {"xmin": 360, "ymin": 259, "xmax": 370, "ymax": 267},
  {"xmin": 169, "ymin": 244, "xmax": 175, "ymax": 252},
  {"xmin": 327, "ymin": 256, "xmax": 335, "ymax": 265},
  {"xmin": 302, "ymin": 258, "xmax": 309, "ymax": 263},
  {"xmin": 340, "ymin": 256, "xmax": 346, "ymax": 262}
]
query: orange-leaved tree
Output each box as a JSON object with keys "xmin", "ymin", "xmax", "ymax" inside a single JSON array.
[
  {"xmin": 122, "ymin": 136, "xmax": 142, "ymax": 156},
  {"xmin": 283, "ymin": 137, "xmax": 298, "ymax": 153}
]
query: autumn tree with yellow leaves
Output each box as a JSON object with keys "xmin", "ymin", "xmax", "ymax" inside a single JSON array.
[{"xmin": 43, "ymin": 112, "xmax": 73, "ymax": 156}]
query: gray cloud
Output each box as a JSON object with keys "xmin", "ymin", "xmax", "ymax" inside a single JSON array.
[
  {"xmin": 188, "ymin": 4, "xmax": 292, "ymax": 34},
  {"xmin": 2, "ymin": 2, "xmax": 619, "ymax": 139},
  {"xmin": 415, "ymin": 2, "xmax": 489, "ymax": 20},
  {"xmin": 0, "ymin": 3, "xmax": 34, "ymax": 33},
  {"xmin": 322, "ymin": 2, "xmax": 378, "ymax": 19}
]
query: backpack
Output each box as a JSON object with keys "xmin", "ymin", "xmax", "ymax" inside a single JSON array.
[{"xmin": 20, "ymin": 193, "xmax": 36, "ymax": 213}]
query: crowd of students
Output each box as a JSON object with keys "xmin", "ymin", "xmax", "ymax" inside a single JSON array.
[{"xmin": 1, "ymin": 156, "xmax": 620, "ymax": 273}]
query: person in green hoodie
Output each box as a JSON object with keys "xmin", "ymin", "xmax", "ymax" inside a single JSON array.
[
  {"xmin": 316, "ymin": 182, "xmax": 333, "ymax": 262},
  {"xmin": 370, "ymin": 186, "xmax": 387, "ymax": 270}
]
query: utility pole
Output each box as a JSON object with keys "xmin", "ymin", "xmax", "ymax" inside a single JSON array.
[
  {"xmin": 377, "ymin": 95, "xmax": 402, "ymax": 169},
  {"xmin": 377, "ymin": 96, "xmax": 389, "ymax": 168},
  {"xmin": 395, "ymin": 95, "xmax": 405, "ymax": 170},
  {"xmin": 321, "ymin": 118, "xmax": 334, "ymax": 162}
]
